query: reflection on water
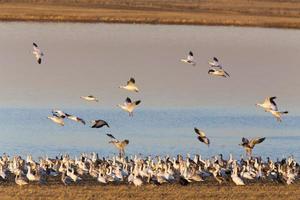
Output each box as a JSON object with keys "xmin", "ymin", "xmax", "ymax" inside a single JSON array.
[{"xmin": 0, "ymin": 108, "xmax": 298, "ymax": 160}]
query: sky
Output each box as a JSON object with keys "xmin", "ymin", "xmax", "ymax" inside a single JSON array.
[{"xmin": 0, "ymin": 22, "xmax": 299, "ymax": 113}]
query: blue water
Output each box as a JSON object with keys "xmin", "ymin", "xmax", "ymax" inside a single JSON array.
[{"xmin": 0, "ymin": 108, "xmax": 298, "ymax": 160}]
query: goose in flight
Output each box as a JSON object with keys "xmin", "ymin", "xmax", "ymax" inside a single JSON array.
[
  {"xmin": 256, "ymin": 96, "xmax": 278, "ymax": 112},
  {"xmin": 91, "ymin": 119, "xmax": 110, "ymax": 128},
  {"xmin": 208, "ymin": 57, "xmax": 222, "ymax": 68},
  {"xmin": 118, "ymin": 97, "xmax": 141, "ymax": 117},
  {"xmin": 194, "ymin": 128, "xmax": 210, "ymax": 146},
  {"xmin": 269, "ymin": 110, "xmax": 288, "ymax": 122},
  {"xmin": 239, "ymin": 137, "xmax": 265, "ymax": 156},
  {"xmin": 52, "ymin": 109, "xmax": 67, "ymax": 118},
  {"xmin": 119, "ymin": 78, "xmax": 139, "ymax": 92},
  {"xmin": 106, "ymin": 134, "xmax": 129, "ymax": 157},
  {"xmin": 47, "ymin": 115, "xmax": 64, "ymax": 126},
  {"xmin": 208, "ymin": 68, "xmax": 230, "ymax": 77},
  {"xmin": 66, "ymin": 114, "xmax": 86, "ymax": 125},
  {"xmin": 181, "ymin": 51, "xmax": 196, "ymax": 66},
  {"xmin": 80, "ymin": 95, "xmax": 99, "ymax": 102},
  {"xmin": 32, "ymin": 43, "xmax": 44, "ymax": 64}
]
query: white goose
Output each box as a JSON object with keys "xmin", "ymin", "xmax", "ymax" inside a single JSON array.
[
  {"xmin": 66, "ymin": 113, "xmax": 86, "ymax": 125},
  {"xmin": 118, "ymin": 97, "xmax": 141, "ymax": 117},
  {"xmin": 208, "ymin": 68, "xmax": 230, "ymax": 78},
  {"xmin": 208, "ymin": 57, "xmax": 222, "ymax": 68},
  {"xmin": 181, "ymin": 51, "xmax": 196, "ymax": 66},
  {"xmin": 231, "ymin": 163, "xmax": 245, "ymax": 186},
  {"xmin": 47, "ymin": 115, "xmax": 64, "ymax": 126},
  {"xmin": 119, "ymin": 78, "xmax": 139, "ymax": 92},
  {"xmin": 80, "ymin": 95, "xmax": 99, "ymax": 102},
  {"xmin": 256, "ymin": 96, "xmax": 278, "ymax": 112},
  {"xmin": 32, "ymin": 43, "xmax": 44, "ymax": 64}
]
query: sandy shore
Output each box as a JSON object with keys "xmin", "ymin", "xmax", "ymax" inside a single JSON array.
[
  {"xmin": 1, "ymin": 1, "xmax": 300, "ymax": 28},
  {"xmin": 1, "ymin": 183, "xmax": 299, "ymax": 200}
]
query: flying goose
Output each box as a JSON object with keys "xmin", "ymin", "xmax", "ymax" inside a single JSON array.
[
  {"xmin": 181, "ymin": 51, "xmax": 196, "ymax": 66},
  {"xmin": 208, "ymin": 68, "xmax": 230, "ymax": 77},
  {"xmin": 80, "ymin": 95, "xmax": 99, "ymax": 102},
  {"xmin": 32, "ymin": 43, "xmax": 44, "ymax": 64},
  {"xmin": 119, "ymin": 78, "xmax": 139, "ymax": 92},
  {"xmin": 239, "ymin": 137, "xmax": 265, "ymax": 156},
  {"xmin": 106, "ymin": 134, "xmax": 129, "ymax": 157},
  {"xmin": 66, "ymin": 114, "xmax": 86, "ymax": 125},
  {"xmin": 256, "ymin": 96, "xmax": 278, "ymax": 112},
  {"xmin": 47, "ymin": 115, "xmax": 64, "ymax": 126},
  {"xmin": 194, "ymin": 128, "xmax": 210, "ymax": 146},
  {"xmin": 208, "ymin": 57, "xmax": 222, "ymax": 68},
  {"xmin": 269, "ymin": 110, "xmax": 288, "ymax": 122},
  {"xmin": 52, "ymin": 109, "xmax": 67, "ymax": 118},
  {"xmin": 91, "ymin": 119, "xmax": 110, "ymax": 128},
  {"xmin": 118, "ymin": 97, "xmax": 141, "ymax": 117}
]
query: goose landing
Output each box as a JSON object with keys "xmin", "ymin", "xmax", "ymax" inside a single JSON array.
[
  {"xmin": 106, "ymin": 134, "xmax": 129, "ymax": 157},
  {"xmin": 239, "ymin": 137, "xmax": 265, "ymax": 156},
  {"xmin": 118, "ymin": 97, "xmax": 141, "ymax": 117}
]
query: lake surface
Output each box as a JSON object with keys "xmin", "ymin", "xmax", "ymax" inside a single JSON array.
[{"xmin": 0, "ymin": 23, "xmax": 299, "ymax": 160}]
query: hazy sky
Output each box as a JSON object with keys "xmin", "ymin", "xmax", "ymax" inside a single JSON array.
[{"xmin": 0, "ymin": 22, "xmax": 300, "ymax": 113}]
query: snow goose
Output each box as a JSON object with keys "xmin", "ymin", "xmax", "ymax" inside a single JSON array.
[
  {"xmin": 194, "ymin": 128, "xmax": 210, "ymax": 146},
  {"xmin": 119, "ymin": 78, "xmax": 139, "ymax": 92},
  {"xmin": 106, "ymin": 134, "xmax": 129, "ymax": 157},
  {"xmin": 90, "ymin": 119, "xmax": 110, "ymax": 128},
  {"xmin": 181, "ymin": 51, "xmax": 196, "ymax": 66},
  {"xmin": 32, "ymin": 42, "xmax": 44, "ymax": 64},
  {"xmin": 239, "ymin": 137, "xmax": 265, "ymax": 156},
  {"xmin": 80, "ymin": 95, "xmax": 99, "ymax": 102},
  {"xmin": 47, "ymin": 115, "xmax": 64, "ymax": 126},
  {"xmin": 208, "ymin": 68, "xmax": 230, "ymax": 77},
  {"xmin": 118, "ymin": 97, "xmax": 141, "ymax": 117}
]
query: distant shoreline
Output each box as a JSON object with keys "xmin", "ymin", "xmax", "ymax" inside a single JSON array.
[{"xmin": 1, "ymin": 2, "xmax": 300, "ymax": 29}]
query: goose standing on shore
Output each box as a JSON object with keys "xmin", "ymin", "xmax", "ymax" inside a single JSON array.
[
  {"xmin": 119, "ymin": 78, "xmax": 139, "ymax": 92},
  {"xmin": 239, "ymin": 137, "xmax": 265, "ymax": 156},
  {"xmin": 181, "ymin": 51, "xmax": 196, "ymax": 66},
  {"xmin": 32, "ymin": 43, "xmax": 44, "ymax": 64},
  {"xmin": 80, "ymin": 95, "xmax": 99, "ymax": 102},
  {"xmin": 194, "ymin": 128, "xmax": 210, "ymax": 146},
  {"xmin": 118, "ymin": 97, "xmax": 141, "ymax": 117}
]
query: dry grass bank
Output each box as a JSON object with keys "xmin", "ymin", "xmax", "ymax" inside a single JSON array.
[
  {"xmin": 0, "ymin": 183, "xmax": 299, "ymax": 200},
  {"xmin": 0, "ymin": 0, "xmax": 300, "ymax": 28}
]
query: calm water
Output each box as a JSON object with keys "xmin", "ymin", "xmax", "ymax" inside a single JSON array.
[
  {"xmin": 0, "ymin": 23, "xmax": 299, "ymax": 160},
  {"xmin": 0, "ymin": 108, "xmax": 299, "ymax": 160}
]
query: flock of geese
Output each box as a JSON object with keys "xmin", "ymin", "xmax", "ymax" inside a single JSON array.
[{"xmin": 3, "ymin": 42, "xmax": 296, "ymax": 187}]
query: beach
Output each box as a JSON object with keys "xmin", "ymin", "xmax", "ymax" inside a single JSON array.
[{"xmin": 0, "ymin": 0, "xmax": 300, "ymax": 28}]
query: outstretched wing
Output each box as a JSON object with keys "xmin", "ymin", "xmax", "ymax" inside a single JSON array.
[
  {"xmin": 194, "ymin": 127, "xmax": 206, "ymax": 137},
  {"xmin": 249, "ymin": 137, "xmax": 265, "ymax": 147},
  {"xmin": 106, "ymin": 133, "xmax": 116, "ymax": 140}
]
